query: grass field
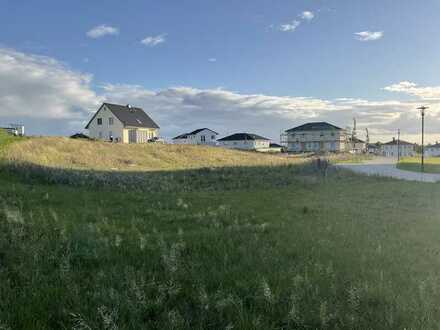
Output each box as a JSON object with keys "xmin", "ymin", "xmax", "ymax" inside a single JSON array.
[
  {"xmin": 397, "ymin": 156, "xmax": 440, "ymax": 173},
  {"xmin": 2, "ymin": 135, "xmax": 440, "ymax": 329}
]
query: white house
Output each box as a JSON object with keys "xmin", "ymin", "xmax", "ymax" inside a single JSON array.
[
  {"xmin": 172, "ymin": 128, "xmax": 218, "ymax": 145},
  {"xmin": 217, "ymin": 133, "xmax": 270, "ymax": 151},
  {"xmin": 85, "ymin": 103, "xmax": 160, "ymax": 143},
  {"xmin": 425, "ymin": 143, "xmax": 440, "ymax": 157},
  {"xmin": 381, "ymin": 138, "xmax": 416, "ymax": 157},
  {"xmin": 283, "ymin": 122, "xmax": 349, "ymax": 153}
]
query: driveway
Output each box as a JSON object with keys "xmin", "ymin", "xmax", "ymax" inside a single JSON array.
[{"xmin": 336, "ymin": 157, "xmax": 440, "ymax": 183}]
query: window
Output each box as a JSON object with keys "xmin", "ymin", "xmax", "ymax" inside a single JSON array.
[
  {"xmin": 109, "ymin": 118, "xmax": 114, "ymax": 126},
  {"xmin": 211, "ymin": 135, "xmax": 216, "ymax": 140},
  {"xmin": 97, "ymin": 118, "xmax": 102, "ymax": 125},
  {"xmin": 201, "ymin": 136, "xmax": 206, "ymax": 142}
]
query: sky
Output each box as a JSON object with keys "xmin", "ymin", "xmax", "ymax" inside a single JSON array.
[{"xmin": 1, "ymin": 0, "xmax": 440, "ymax": 143}]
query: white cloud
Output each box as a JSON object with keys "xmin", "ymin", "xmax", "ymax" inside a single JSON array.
[
  {"xmin": 300, "ymin": 11, "xmax": 315, "ymax": 21},
  {"xmin": 2, "ymin": 47, "xmax": 440, "ymax": 142},
  {"xmin": 86, "ymin": 25, "xmax": 119, "ymax": 39},
  {"xmin": 384, "ymin": 81, "xmax": 440, "ymax": 100},
  {"xmin": 355, "ymin": 31, "xmax": 384, "ymax": 41},
  {"xmin": 0, "ymin": 48, "xmax": 101, "ymax": 123},
  {"xmin": 141, "ymin": 34, "xmax": 166, "ymax": 47},
  {"xmin": 279, "ymin": 20, "xmax": 301, "ymax": 32},
  {"xmin": 208, "ymin": 58, "xmax": 217, "ymax": 62}
]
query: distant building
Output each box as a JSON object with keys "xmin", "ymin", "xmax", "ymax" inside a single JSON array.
[
  {"xmin": 425, "ymin": 143, "xmax": 440, "ymax": 157},
  {"xmin": 172, "ymin": 128, "xmax": 218, "ymax": 145},
  {"xmin": 1, "ymin": 124, "xmax": 25, "ymax": 136},
  {"xmin": 367, "ymin": 143, "xmax": 380, "ymax": 154},
  {"xmin": 381, "ymin": 138, "xmax": 415, "ymax": 157},
  {"xmin": 218, "ymin": 133, "xmax": 270, "ymax": 151},
  {"xmin": 269, "ymin": 143, "xmax": 285, "ymax": 153},
  {"xmin": 349, "ymin": 136, "xmax": 366, "ymax": 154},
  {"xmin": 283, "ymin": 122, "xmax": 349, "ymax": 153},
  {"xmin": 85, "ymin": 103, "xmax": 159, "ymax": 143}
]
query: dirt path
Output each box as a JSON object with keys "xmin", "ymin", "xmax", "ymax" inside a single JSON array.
[{"xmin": 336, "ymin": 157, "xmax": 440, "ymax": 183}]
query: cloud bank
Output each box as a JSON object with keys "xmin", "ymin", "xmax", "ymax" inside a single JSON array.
[{"xmin": 0, "ymin": 48, "xmax": 439, "ymax": 142}]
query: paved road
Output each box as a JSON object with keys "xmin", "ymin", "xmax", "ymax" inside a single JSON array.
[{"xmin": 336, "ymin": 157, "xmax": 440, "ymax": 183}]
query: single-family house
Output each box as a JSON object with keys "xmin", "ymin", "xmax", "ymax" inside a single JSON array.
[
  {"xmin": 284, "ymin": 122, "xmax": 349, "ymax": 153},
  {"xmin": 381, "ymin": 138, "xmax": 416, "ymax": 157},
  {"xmin": 172, "ymin": 128, "xmax": 218, "ymax": 145},
  {"xmin": 425, "ymin": 143, "xmax": 440, "ymax": 157},
  {"xmin": 85, "ymin": 103, "xmax": 159, "ymax": 143},
  {"xmin": 217, "ymin": 133, "xmax": 270, "ymax": 151}
]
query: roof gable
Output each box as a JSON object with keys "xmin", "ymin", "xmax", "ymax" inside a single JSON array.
[
  {"xmin": 188, "ymin": 128, "xmax": 219, "ymax": 135},
  {"xmin": 218, "ymin": 133, "xmax": 270, "ymax": 141},
  {"xmin": 383, "ymin": 139, "xmax": 414, "ymax": 146},
  {"xmin": 85, "ymin": 103, "xmax": 159, "ymax": 129},
  {"xmin": 286, "ymin": 122, "xmax": 343, "ymax": 133}
]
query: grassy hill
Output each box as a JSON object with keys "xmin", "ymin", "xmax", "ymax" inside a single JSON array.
[
  {"xmin": 3, "ymin": 137, "xmax": 299, "ymax": 172},
  {"xmin": 2, "ymin": 135, "xmax": 440, "ymax": 329}
]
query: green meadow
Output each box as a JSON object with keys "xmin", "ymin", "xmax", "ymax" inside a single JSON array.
[
  {"xmin": 2, "ymin": 132, "xmax": 440, "ymax": 329},
  {"xmin": 398, "ymin": 156, "xmax": 440, "ymax": 174}
]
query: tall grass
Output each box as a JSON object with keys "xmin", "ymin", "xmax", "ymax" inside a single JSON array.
[{"xmin": 2, "ymin": 136, "xmax": 440, "ymax": 329}]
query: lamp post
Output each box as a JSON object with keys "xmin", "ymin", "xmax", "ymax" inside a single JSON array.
[{"xmin": 417, "ymin": 106, "xmax": 428, "ymax": 172}]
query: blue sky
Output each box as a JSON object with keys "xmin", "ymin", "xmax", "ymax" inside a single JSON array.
[{"xmin": 1, "ymin": 0, "xmax": 440, "ymax": 142}]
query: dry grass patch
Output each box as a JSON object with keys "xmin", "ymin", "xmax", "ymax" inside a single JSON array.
[{"xmin": 3, "ymin": 137, "xmax": 301, "ymax": 172}]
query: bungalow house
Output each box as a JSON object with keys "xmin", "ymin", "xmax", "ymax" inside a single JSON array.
[
  {"xmin": 284, "ymin": 122, "xmax": 349, "ymax": 153},
  {"xmin": 425, "ymin": 143, "xmax": 440, "ymax": 157},
  {"xmin": 381, "ymin": 138, "xmax": 416, "ymax": 157},
  {"xmin": 218, "ymin": 133, "xmax": 270, "ymax": 151},
  {"xmin": 172, "ymin": 128, "xmax": 218, "ymax": 145},
  {"xmin": 85, "ymin": 103, "xmax": 159, "ymax": 143}
]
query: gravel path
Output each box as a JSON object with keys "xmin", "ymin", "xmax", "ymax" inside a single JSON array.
[{"xmin": 336, "ymin": 157, "xmax": 440, "ymax": 183}]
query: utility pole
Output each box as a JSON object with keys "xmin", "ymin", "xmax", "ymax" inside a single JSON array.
[
  {"xmin": 417, "ymin": 106, "xmax": 428, "ymax": 172},
  {"xmin": 397, "ymin": 129, "xmax": 400, "ymax": 162}
]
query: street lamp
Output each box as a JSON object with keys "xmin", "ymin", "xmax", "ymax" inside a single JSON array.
[{"xmin": 417, "ymin": 106, "xmax": 429, "ymax": 172}]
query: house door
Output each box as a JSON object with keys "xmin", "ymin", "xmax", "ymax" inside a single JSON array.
[{"xmin": 128, "ymin": 129, "xmax": 137, "ymax": 144}]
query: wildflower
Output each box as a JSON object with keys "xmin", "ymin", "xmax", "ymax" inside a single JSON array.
[
  {"xmin": 261, "ymin": 278, "xmax": 274, "ymax": 304},
  {"xmin": 115, "ymin": 235, "xmax": 122, "ymax": 248}
]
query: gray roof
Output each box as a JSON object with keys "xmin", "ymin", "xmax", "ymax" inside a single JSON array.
[
  {"xmin": 427, "ymin": 143, "xmax": 440, "ymax": 149},
  {"xmin": 85, "ymin": 103, "xmax": 159, "ymax": 129},
  {"xmin": 172, "ymin": 128, "xmax": 218, "ymax": 140},
  {"xmin": 286, "ymin": 122, "xmax": 343, "ymax": 133},
  {"xmin": 383, "ymin": 139, "xmax": 414, "ymax": 146},
  {"xmin": 350, "ymin": 136, "xmax": 365, "ymax": 143},
  {"xmin": 188, "ymin": 128, "xmax": 218, "ymax": 135},
  {"xmin": 218, "ymin": 133, "xmax": 270, "ymax": 141},
  {"xmin": 172, "ymin": 133, "xmax": 189, "ymax": 140}
]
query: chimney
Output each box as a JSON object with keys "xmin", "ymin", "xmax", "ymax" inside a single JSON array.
[{"xmin": 392, "ymin": 137, "xmax": 396, "ymax": 143}]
